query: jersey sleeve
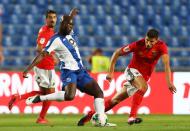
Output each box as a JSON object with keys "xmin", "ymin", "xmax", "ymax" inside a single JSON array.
[
  {"xmin": 37, "ymin": 28, "xmax": 49, "ymax": 48},
  {"xmin": 44, "ymin": 38, "xmax": 59, "ymax": 54},
  {"xmin": 120, "ymin": 41, "xmax": 137, "ymax": 56},
  {"xmin": 160, "ymin": 42, "xmax": 168, "ymax": 55}
]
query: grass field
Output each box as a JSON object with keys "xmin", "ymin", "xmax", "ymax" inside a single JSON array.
[{"xmin": 0, "ymin": 114, "xmax": 190, "ymax": 131}]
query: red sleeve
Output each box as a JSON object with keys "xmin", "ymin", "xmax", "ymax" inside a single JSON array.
[
  {"xmin": 36, "ymin": 28, "xmax": 49, "ymax": 48},
  {"xmin": 160, "ymin": 42, "xmax": 168, "ymax": 55},
  {"xmin": 120, "ymin": 41, "xmax": 137, "ymax": 56}
]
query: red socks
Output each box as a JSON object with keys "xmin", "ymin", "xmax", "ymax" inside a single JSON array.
[
  {"xmin": 105, "ymin": 99, "xmax": 117, "ymax": 112},
  {"xmin": 39, "ymin": 101, "xmax": 51, "ymax": 119},
  {"xmin": 129, "ymin": 90, "xmax": 146, "ymax": 118},
  {"xmin": 20, "ymin": 91, "xmax": 41, "ymax": 100},
  {"xmin": 90, "ymin": 99, "xmax": 117, "ymax": 115},
  {"xmin": 39, "ymin": 89, "xmax": 55, "ymax": 119},
  {"xmin": 17, "ymin": 90, "xmax": 53, "ymax": 119}
]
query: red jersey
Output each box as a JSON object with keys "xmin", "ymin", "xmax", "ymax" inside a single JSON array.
[
  {"xmin": 36, "ymin": 25, "xmax": 55, "ymax": 69},
  {"xmin": 121, "ymin": 38, "xmax": 168, "ymax": 81}
]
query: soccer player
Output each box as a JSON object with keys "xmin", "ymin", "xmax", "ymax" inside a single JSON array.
[
  {"xmin": 8, "ymin": 9, "xmax": 78, "ymax": 124},
  {"xmin": 77, "ymin": 29, "xmax": 177, "ymax": 126},
  {"xmin": 22, "ymin": 15, "xmax": 114, "ymax": 127}
]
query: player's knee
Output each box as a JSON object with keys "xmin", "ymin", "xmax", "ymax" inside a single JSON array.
[
  {"xmin": 111, "ymin": 99, "xmax": 120, "ymax": 105},
  {"xmin": 65, "ymin": 94, "xmax": 75, "ymax": 101},
  {"xmin": 96, "ymin": 89, "xmax": 104, "ymax": 98},
  {"xmin": 45, "ymin": 88, "xmax": 55, "ymax": 95},
  {"xmin": 139, "ymin": 84, "xmax": 148, "ymax": 92},
  {"xmin": 93, "ymin": 89, "xmax": 104, "ymax": 98}
]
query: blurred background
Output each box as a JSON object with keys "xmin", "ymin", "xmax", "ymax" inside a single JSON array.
[{"xmin": 1, "ymin": 0, "xmax": 190, "ymax": 71}]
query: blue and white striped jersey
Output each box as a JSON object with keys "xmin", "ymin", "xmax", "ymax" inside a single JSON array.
[{"xmin": 45, "ymin": 33, "xmax": 83, "ymax": 70}]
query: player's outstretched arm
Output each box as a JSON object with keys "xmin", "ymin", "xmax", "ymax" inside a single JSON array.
[
  {"xmin": 69, "ymin": 8, "xmax": 79, "ymax": 19},
  {"xmin": 161, "ymin": 54, "xmax": 177, "ymax": 93},
  {"xmin": 106, "ymin": 48, "xmax": 122, "ymax": 82},
  {"xmin": 23, "ymin": 51, "xmax": 48, "ymax": 78}
]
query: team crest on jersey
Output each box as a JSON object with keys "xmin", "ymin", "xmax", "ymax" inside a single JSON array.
[
  {"xmin": 66, "ymin": 77, "xmax": 71, "ymax": 82},
  {"xmin": 40, "ymin": 38, "xmax": 45, "ymax": 44},
  {"xmin": 152, "ymin": 51, "xmax": 158, "ymax": 57}
]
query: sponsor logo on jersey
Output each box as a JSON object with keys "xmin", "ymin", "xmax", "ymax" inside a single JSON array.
[{"xmin": 66, "ymin": 77, "xmax": 71, "ymax": 82}]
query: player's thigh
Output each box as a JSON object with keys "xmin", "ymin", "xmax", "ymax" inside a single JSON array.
[
  {"xmin": 82, "ymin": 79, "xmax": 103, "ymax": 98},
  {"xmin": 111, "ymin": 86, "xmax": 129, "ymax": 103},
  {"xmin": 124, "ymin": 68, "xmax": 147, "ymax": 90},
  {"xmin": 60, "ymin": 70, "xmax": 78, "ymax": 100},
  {"xmin": 132, "ymin": 76, "xmax": 148, "ymax": 90},
  {"xmin": 34, "ymin": 67, "xmax": 56, "ymax": 89},
  {"xmin": 64, "ymin": 83, "xmax": 77, "ymax": 98},
  {"xmin": 76, "ymin": 70, "xmax": 103, "ymax": 98}
]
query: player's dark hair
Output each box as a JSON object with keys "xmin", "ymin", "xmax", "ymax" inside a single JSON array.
[
  {"xmin": 146, "ymin": 29, "xmax": 159, "ymax": 38},
  {"xmin": 93, "ymin": 48, "xmax": 103, "ymax": 55},
  {"xmin": 45, "ymin": 10, "xmax": 57, "ymax": 18}
]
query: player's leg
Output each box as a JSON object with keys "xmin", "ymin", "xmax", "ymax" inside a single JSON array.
[
  {"xmin": 36, "ymin": 87, "xmax": 55, "ymax": 124},
  {"xmin": 77, "ymin": 79, "xmax": 105, "ymax": 126},
  {"xmin": 82, "ymin": 79, "xmax": 104, "ymax": 112},
  {"xmin": 8, "ymin": 67, "xmax": 45, "ymax": 110},
  {"xmin": 75, "ymin": 69, "xmax": 106, "ymax": 126},
  {"xmin": 36, "ymin": 69, "xmax": 56, "ymax": 124},
  {"xmin": 77, "ymin": 81, "xmax": 137, "ymax": 126},
  {"xmin": 26, "ymin": 70, "xmax": 78, "ymax": 103},
  {"xmin": 8, "ymin": 91, "xmax": 41, "ymax": 110},
  {"xmin": 127, "ymin": 69, "xmax": 148, "ymax": 125}
]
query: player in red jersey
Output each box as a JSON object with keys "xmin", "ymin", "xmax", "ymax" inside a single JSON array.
[
  {"xmin": 77, "ymin": 29, "xmax": 177, "ymax": 126},
  {"xmin": 8, "ymin": 9, "xmax": 78, "ymax": 124}
]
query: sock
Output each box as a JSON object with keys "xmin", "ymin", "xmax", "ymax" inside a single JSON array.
[
  {"xmin": 94, "ymin": 98, "xmax": 105, "ymax": 114},
  {"xmin": 40, "ymin": 91, "xmax": 65, "ymax": 101},
  {"xmin": 129, "ymin": 89, "xmax": 146, "ymax": 118},
  {"xmin": 39, "ymin": 101, "xmax": 51, "ymax": 119},
  {"xmin": 20, "ymin": 91, "xmax": 41, "ymax": 100},
  {"xmin": 39, "ymin": 89, "xmax": 55, "ymax": 119},
  {"xmin": 88, "ymin": 99, "xmax": 116, "ymax": 116},
  {"xmin": 105, "ymin": 99, "xmax": 117, "ymax": 112}
]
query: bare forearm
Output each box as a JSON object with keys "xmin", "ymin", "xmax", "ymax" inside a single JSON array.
[
  {"xmin": 24, "ymin": 53, "xmax": 44, "ymax": 72},
  {"xmin": 164, "ymin": 64, "xmax": 172, "ymax": 85},
  {"xmin": 69, "ymin": 8, "xmax": 78, "ymax": 19},
  {"xmin": 109, "ymin": 49, "xmax": 120, "ymax": 73}
]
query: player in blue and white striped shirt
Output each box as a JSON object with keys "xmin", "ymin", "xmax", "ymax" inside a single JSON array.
[{"xmin": 23, "ymin": 15, "xmax": 112, "ymax": 126}]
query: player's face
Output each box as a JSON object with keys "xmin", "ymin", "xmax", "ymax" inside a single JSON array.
[
  {"xmin": 66, "ymin": 19, "xmax": 73, "ymax": 33},
  {"xmin": 60, "ymin": 16, "xmax": 73, "ymax": 35},
  {"xmin": 46, "ymin": 13, "xmax": 57, "ymax": 28},
  {"xmin": 63, "ymin": 19, "xmax": 73, "ymax": 34},
  {"xmin": 145, "ymin": 36, "xmax": 158, "ymax": 49}
]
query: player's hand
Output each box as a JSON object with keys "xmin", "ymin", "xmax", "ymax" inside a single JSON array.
[
  {"xmin": 106, "ymin": 73, "xmax": 113, "ymax": 82},
  {"xmin": 168, "ymin": 83, "xmax": 177, "ymax": 94},
  {"xmin": 70, "ymin": 8, "xmax": 79, "ymax": 18},
  {"xmin": 23, "ymin": 70, "xmax": 29, "ymax": 78}
]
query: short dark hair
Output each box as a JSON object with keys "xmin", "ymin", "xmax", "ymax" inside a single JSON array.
[
  {"xmin": 45, "ymin": 10, "xmax": 57, "ymax": 18},
  {"xmin": 93, "ymin": 48, "xmax": 103, "ymax": 55},
  {"xmin": 146, "ymin": 29, "xmax": 159, "ymax": 38}
]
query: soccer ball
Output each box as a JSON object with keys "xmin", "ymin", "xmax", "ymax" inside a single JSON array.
[{"xmin": 91, "ymin": 113, "xmax": 108, "ymax": 127}]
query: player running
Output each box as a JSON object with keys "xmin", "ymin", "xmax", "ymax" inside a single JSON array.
[
  {"xmin": 8, "ymin": 8, "xmax": 78, "ymax": 124},
  {"xmin": 77, "ymin": 29, "xmax": 177, "ymax": 126}
]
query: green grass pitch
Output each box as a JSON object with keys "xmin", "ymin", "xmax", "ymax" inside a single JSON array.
[{"xmin": 0, "ymin": 114, "xmax": 190, "ymax": 131}]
